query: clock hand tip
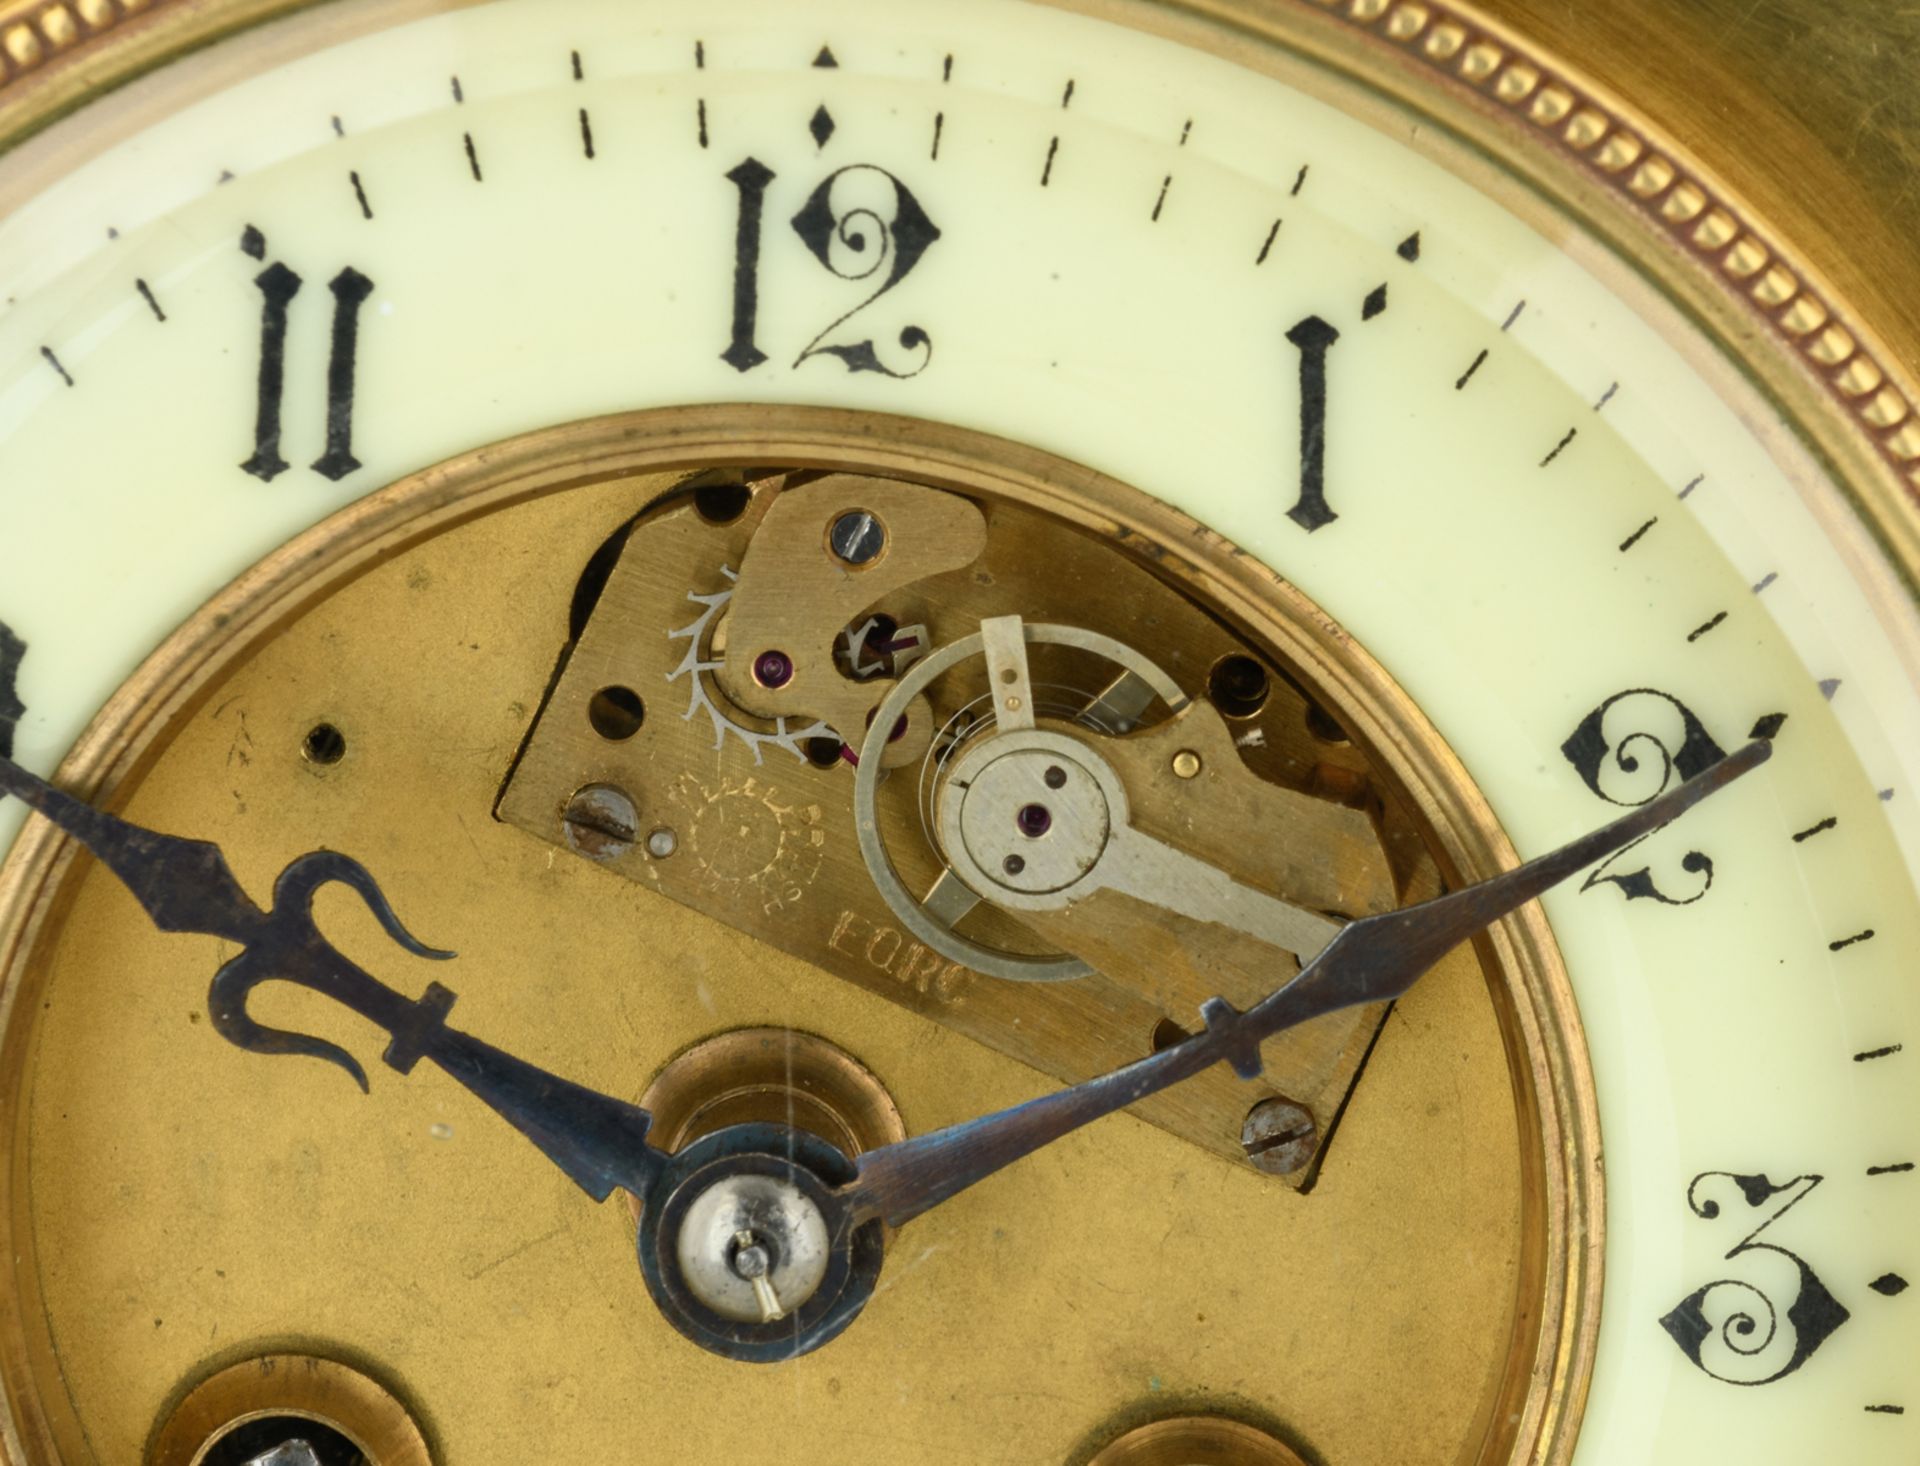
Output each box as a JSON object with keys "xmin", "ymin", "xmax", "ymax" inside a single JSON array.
[{"xmin": 1697, "ymin": 732, "xmax": 1773, "ymax": 792}]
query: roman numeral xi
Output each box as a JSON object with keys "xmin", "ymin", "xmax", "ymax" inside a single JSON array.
[{"xmin": 240, "ymin": 229, "xmax": 374, "ymax": 484}]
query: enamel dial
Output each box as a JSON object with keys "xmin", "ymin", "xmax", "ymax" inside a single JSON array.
[{"xmin": 0, "ymin": 2, "xmax": 1917, "ymax": 1464}]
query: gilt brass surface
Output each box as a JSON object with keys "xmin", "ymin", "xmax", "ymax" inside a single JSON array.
[
  {"xmin": 0, "ymin": 404, "xmax": 1584, "ymax": 1465},
  {"xmin": 497, "ymin": 469, "xmax": 1406, "ymax": 1180}
]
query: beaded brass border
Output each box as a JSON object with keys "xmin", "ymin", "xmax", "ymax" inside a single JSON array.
[
  {"xmin": 1295, "ymin": 0, "xmax": 1920, "ymax": 491},
  {"xmin": 0, "ymin": 0, "xmax": 164, "ymax": 89},
  {"xmin": 0, "ymin": 1, "xmax": 147, "ymax": 79}
]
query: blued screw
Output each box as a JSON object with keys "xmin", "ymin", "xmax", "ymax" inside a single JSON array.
[
  {"xmin": 828, "ymin": 510, "xmax": 886, "ymax": 566},
  {"xmin": 1240, "ymin": 1097, "xmax": 1318, "ymax": 1176}
]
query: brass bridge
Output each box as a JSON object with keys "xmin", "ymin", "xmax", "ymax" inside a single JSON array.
[{"xmin": 497, "ymin": 471, "xmax": 1425, "ymax": 1185}]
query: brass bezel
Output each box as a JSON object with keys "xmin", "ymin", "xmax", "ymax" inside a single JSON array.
[{"xmin": 0, "ymin": 1, "xmax": 1912, "ymax": 1462}]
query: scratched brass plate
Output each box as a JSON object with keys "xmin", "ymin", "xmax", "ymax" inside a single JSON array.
[{"xmin": 496, "ymin": 467, "xmax": 1417, "ymax": 1181}]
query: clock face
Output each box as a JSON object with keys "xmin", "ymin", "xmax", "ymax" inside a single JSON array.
[{"xmin": 0, "ymin": 1, "xmax": 1916, "ymax": 1463}]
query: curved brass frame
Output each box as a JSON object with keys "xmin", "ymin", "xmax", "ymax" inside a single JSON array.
[
  {"xmin": 0, "ymin": 1, "xmax": 1911, "ymax": 1461},
  {"xmin": 0, "ymin": 406, "xmax": 1595, "ymax": 1465}
]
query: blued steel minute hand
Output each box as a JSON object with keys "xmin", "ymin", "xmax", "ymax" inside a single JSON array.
[
  {"xmin": 0, "ymin": 755, "xmax": 668, "ymax": 1204},
  {"xmin": 0, "ymin": 736, "xmax": 1769, "ymax": 1245},
  {"xmin": 838, "ymin": 736, "xmax": 1774, "ymax": 1230}
]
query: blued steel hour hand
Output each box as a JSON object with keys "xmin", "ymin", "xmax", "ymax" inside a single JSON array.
[{"xmin": 0, "ymin": 755, "xmax": 668, "ymax": 1205}]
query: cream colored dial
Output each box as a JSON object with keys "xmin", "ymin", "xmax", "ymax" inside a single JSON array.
[{"xmin": 0, "ymin": 1, "xmax": 1917, "ymax": 1463}]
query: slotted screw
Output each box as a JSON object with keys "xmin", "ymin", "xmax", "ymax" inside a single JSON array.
[{"xmin": 1240, "ymin": 1097, "xmax": 1317, "ymax": 1176}]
